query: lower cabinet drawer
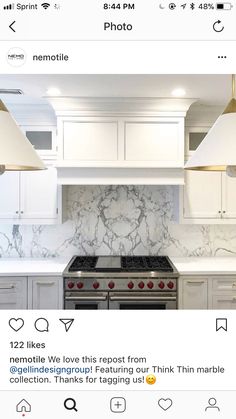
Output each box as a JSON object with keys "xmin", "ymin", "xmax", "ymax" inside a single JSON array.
[
  {"xmin": 0, "ymin": 277, "xmax": 27, "ymax": 309},
  {"xmin": 212, "ymin": 293, "xmax": 236, "ymax": 309},
  {"xmin": 212, "ymin": 278, "xmax": 236, "ymax": 291}
]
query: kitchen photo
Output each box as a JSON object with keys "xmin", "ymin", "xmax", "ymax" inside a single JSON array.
[{"xmin": 0, "ymin": 74, "xmax": 236, "ymax": 310}]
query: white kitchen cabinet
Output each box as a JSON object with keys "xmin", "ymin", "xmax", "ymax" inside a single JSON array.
[
  {"xmin": 28, "ymin": 276, "xmax": 63, "ymax": 309},
  {"xmin": 21, "ymin": 126, "xmax": 57, "ymax": 159},
  {"xmin": 180, "ymin": 277, "xmax": 208, "ymax": 309},
  {"xmin": 58, "ymin": 116, "xmax": 184, "ymax": 168},
  {"xmin": 63, "ymin": 120, "xmax": 118, "ymax": 161},
  {"xmin": 180, "ymin": 171, "xmax": 236, "ymax": 223},
  {"xmin": 20, "ymin": 168, "xmax": 59, "ymax": 220},
  {"xmin": 221, "ymin": 173, "xmax": 236, "ymax": 219},
  {"xmin": 0, "ymin": 277, "xmax": 27, "ymax": 309},
  {"xmin": 54, "ymin": 98, "xmax": 195, "ymax": 184},
  {"xmin": 180, "ymin": 126, "xmax": 236, "ymax": 223},
  {"xmin": 0, "ymin": 172, "xmax": 20, "ymax": 219},
  {"xmin": 181, "ymin": 170, "xmax": 222, "ymax": 220},
  {"xmin": 210, "ymin": 276, "xmax": 236, "ymax": 309},
  {"xmin": 212, "ymin": 295, "xmax": 236, "ymax": 309},
  {"xmin": 124, "ymin": 118, "xmax": 184, "ymax": 166},
  {"xmin": 0, "ymin": 167, "xmax": 61, "ymax": 224},
  {"xmin": 212, "ymin": 277, "xmax": 236, "ymax": 291},
  {"xmin": 179, "ymin": 275, "xmax": 236, "ymax": 309}
]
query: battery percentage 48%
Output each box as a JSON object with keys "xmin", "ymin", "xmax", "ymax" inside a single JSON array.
[{"xmin": 198, "ymin": 3, "xmax": 215, "ymax": 8}]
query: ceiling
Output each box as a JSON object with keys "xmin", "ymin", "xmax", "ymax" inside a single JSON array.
[{"xmin": 0, "ymin": 74, "xmax": 233, "ymax": 106}]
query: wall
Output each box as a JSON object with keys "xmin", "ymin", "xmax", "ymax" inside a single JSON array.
[{"xmin": 0, "ymin": 185, "xmax": 236, "ymax": 258}]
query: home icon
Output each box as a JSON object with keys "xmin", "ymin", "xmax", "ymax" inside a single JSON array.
[{"xmin": 16, "ymin": 399, "xmax": 31, "ymax": 413}]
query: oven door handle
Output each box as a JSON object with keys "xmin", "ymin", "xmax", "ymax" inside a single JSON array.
[
  {"xmin": 65, "ymin": 294, "xmax": 107, "ymax": 301},
  {"xmin": 109, "ymin": 295, "xmax": 176, "ymax": 302}
]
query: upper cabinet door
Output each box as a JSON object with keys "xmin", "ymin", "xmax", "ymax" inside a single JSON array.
[
  {"xmin": 124, "ymin": 118, "xmax": 184, "ymax": 166},
  {"xmin": 182, "ymin": 170, "xmax": 222, "ymax": 219},
  {"xmin": 21, "ymin": 126, "xmax": 57, "ymax": 158},
  {"xmin": 20, "ymin": 167, "xmax": 58, "ymax": 220},
  {"xmin": 222, "ymin": 173, "xmax": 236, "ymax": 219},
  {"xmin": 0, "ymin": 172, "xmax": 20, "ymax": 219},
  {"xmin": 63, "ymin": 120, "xmax": 118, "ymax": 161}
]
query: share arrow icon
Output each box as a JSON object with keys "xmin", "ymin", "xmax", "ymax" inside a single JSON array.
[{"xmin": 59, "ymin": 318, "xmax": 74, "ymax": 332}]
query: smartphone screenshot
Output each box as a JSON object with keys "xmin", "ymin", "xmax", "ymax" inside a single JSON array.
[{"xmin": 0, "ymin": 1, "xmax": 236, "ymax": 417}]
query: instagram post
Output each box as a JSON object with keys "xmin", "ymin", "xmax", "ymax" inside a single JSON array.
[{"xmin": 0, "ymin": 73, "xmax": 236, "ymax": 417}]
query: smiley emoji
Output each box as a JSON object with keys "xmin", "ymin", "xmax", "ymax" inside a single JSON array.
[{"xmin": 146, "ymin": 374, "xmax": 156, "ymax": 385}]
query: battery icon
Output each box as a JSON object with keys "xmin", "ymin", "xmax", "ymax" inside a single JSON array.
[{"xmin": 216, "ymin": 2, "xmax": 233, "ymax": 9}]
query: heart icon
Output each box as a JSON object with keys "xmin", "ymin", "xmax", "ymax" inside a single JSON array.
[
  {"xmin": 9, "ymin": 318, "xmax": 24, "ymax": 332},
  {"xmin": 158, "ymin": 398, "xmax": 173, "ymax": 411}
]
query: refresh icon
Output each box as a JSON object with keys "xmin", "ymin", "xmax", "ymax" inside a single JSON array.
[{"xmin": 213, "ymin": 20, "xmax": 224, "ymax": 32}]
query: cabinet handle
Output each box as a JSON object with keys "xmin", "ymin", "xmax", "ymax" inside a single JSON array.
[
  {"xmin": 0, "ymin": 285, "xmax": 15, "ymax": 289},
  {"xmin": 20, "ymin": 211, "xmax": 24, "ymax": 214},
  {"xmin": 187, "ymin": 281, "xmax": 205, "ymax": 284},
  {"xmin": 16, "ymin": 211, "xmax": 19, "ymax": 214},
  {"xmin": 222, "ymin": 210, "xmax": 226, "ymax": 214},
  {"xmin": 232, "ymin": 283, "xmax": 236, "ymax": 288},
  {"xmin": 218, "ymin": 210, "xmax": 221, "ymax": 214},
  {"xmin": 36, "ymin": 282, "xmax": 55, "ymax": 285}
]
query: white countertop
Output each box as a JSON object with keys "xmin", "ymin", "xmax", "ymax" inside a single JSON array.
[
  {"xmin": 172, "ymin": 257, "xmax": 236, "ymax": 275},
  {"xmin": 0, "ymin": 258, "xmax": 68, "ymax": 276},
  {"xmin": 0, "ymin": 257, "xmax": 236, "ymax": 277}
]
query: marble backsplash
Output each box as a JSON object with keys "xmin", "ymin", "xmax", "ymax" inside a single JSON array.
[{"xmin": 1, "ymin": 185, "xmax": 236, "ymax": 258}]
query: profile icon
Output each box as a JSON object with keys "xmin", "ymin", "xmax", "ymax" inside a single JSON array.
[{"xmin": 205, "ymin": 398, "xmax": 220, "ymax": 412}]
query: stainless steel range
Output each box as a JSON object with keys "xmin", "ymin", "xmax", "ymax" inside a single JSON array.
[{"xmin": 63, "ymin": 256, "xmax": 179, "ymax": 310}]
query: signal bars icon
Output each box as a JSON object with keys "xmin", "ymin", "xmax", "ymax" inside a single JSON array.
[{"xmin": 3, "ymin": 3, "xmax": 14, "ymax": 9}]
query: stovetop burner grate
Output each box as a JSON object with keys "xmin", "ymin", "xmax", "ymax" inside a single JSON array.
[
  {"xmin": 68, "ymin": 255, "xmax": 174, "ymax": 273},
  {"xmin": 69, "ymin": 256, "xmax": 98, "ymax": 272},
  {"xmin": 121, "ymin": 256, "xmax": 173, "ymax": 272}
]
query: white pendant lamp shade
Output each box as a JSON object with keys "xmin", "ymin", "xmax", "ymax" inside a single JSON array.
[
  {"xmin": 185, "ymin": 75, "xmax": 236, "ymax": 175},
  {"xmin": 0, "ymin": 100, "xmax": 45, "ymax": 173}
]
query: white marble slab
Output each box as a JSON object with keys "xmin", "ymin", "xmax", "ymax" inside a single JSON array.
[
  {"xmin": 1, "ymin": 185, "xmax": 236, "ymax": 259},
  {"xmin": 0, "ymin": 256, "xmax": 236, "ymax": 277},
  {"xmin": 173, "ymin": 257, "xmax": 236, "ymax": 275},
  {"xmin": 0, "ymin": 258, "xmax": 68, "ymax": 276}
]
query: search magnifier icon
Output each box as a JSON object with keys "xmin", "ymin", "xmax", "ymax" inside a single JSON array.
[{"xmin": 64, "ymin": 398, "xmax": 78, "ymax": 412}]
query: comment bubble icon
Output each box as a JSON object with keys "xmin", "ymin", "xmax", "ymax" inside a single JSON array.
[{"xmin": 34, "ymin": 318, "xmax": 49, "ymax": 332}]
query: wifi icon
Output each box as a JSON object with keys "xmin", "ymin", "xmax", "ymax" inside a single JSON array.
[{"xmin": 41, "ymin": 2, "xmax": 50, "ymax": 9}]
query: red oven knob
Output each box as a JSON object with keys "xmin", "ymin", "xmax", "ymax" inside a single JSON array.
[
  {"xmin": 147, "ymin": 281, "xmax": 154, "ymax": 289},
  {"xmin": 93, "ymin": 281, "xmax": 100, "ymax": 289},
  {"xmin": 167, "ymin": 281, "xmax": 174, "ymax": 289},
  {"xmin": 138, "ymin": 281, "xmax": 145, "ymax": 289},
  {"xmin": 128, "ymin": 281, "xmax": 134, "ymax": 289},
  {"xmin": 158, "ymin": 281, "xmax": 165, "ymax": 289},
  {"xmin": 77, "ymin": 281, "xmax": 84, "ymax": 289},
  {"xmin": 68, "ymin": 281, "xmax": 75, "ymax": 289},
  {"xmin": 108, "ymin": 281, "xmax": 115, "ymax": 289}
]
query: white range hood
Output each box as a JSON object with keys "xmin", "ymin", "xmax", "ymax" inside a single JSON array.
[{"xmin": 49, "ymin": 97, "xmax": 196, "ymax": 185}]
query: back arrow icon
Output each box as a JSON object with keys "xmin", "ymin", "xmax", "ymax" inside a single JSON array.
[
  {"xmin": 213, "ymin": 20, "xmax": 224, "ymax": 32},
  {"xmin": 9, "ymin": 21, "xmax": 16, "ymax": 32}
]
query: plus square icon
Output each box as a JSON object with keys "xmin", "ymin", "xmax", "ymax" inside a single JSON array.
[{"xmin": 110, "ymin": 397, "xmax": 126, "ymax": 413}]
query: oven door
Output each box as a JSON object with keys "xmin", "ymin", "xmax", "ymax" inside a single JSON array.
[
  {"xmin": 109, "ymin": 292, "xmax": 177, "ymax": 310},
  {"xmin": 65, "ymin": 292, "xmax": 108, "ymax": 310}
]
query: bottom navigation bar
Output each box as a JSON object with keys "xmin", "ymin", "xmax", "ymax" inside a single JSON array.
[{"xmin": 2, "ymin": 390, "xmax": 235, "ymax": 418}]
